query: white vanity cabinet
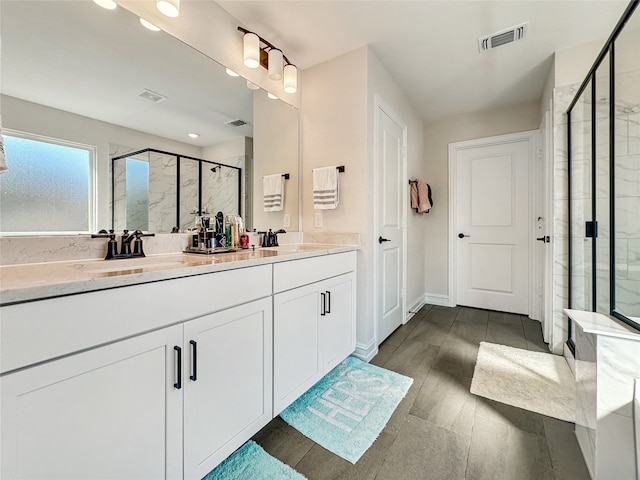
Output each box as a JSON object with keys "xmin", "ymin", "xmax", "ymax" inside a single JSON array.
[
  {"xmin": 272, "ymin": 252, "xmax": 356, "ymax": 415},
  {"xmin": 182, "ymin": 297, "xmax": 272, "ymax": 480},
  {"xmin": 0, "ymin": 325, "xmax": 184, "ymax": 480},
  {"xmin": 1, "ymin": 264, "xmax": 273, "ymax": 480}
]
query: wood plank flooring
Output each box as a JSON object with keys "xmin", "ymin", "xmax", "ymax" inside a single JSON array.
[{"xmin": 252, "ymin": 305, "xmax": 590, "ymax": 480}]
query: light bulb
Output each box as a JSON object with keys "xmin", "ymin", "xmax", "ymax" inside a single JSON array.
[
  {"xmin": 243, "ymin": 32, "xmax": 260, "ymax": 68},
  {"xmin": 93, "ymin": 0, "xmax": 117, "ymax": 10},
  {"xmin": 283, "ymin": 64, "xmax": 298, "ymax": 94},
  {"xmin": 139, "ymin": 18, "xmax": 160, "ymax": 31},
  {"xmin": 156, "ymin": 0, "xmax": 179, "ymax": 18},
  {"xmin": 268, "ymin": 49, "xmax": 283, "ymax": 80}
]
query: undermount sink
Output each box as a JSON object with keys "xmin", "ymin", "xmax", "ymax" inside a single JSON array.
[{"xmin": 72, "ymin": 254, "xmax": 203, "ymax": 275}]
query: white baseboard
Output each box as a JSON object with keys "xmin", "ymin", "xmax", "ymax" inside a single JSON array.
[
  {"xmin": 353, "ymin": 339, "xmax": 378, "ymax": 362},
  {"xmin": 424, "ymin": 293, "xmax": 450, "ymax": 307},
  {"xmin": 406, "ymin": 296, "xmax": 426, "ymax": 322}
]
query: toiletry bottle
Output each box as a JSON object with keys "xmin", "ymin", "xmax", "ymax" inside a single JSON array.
[{"xmin": 225, "ymin": 215, "xmax": 231, "ymax": 247}]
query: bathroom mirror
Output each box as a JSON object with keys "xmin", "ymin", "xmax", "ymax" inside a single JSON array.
[{"xmin": 0, "ymin": 0, "xmax": 299, "ymax": 234}]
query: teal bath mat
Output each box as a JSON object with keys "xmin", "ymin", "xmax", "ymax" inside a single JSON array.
[
  {"xmin": 279, "ymin": 356, "xmax": 413, "ymax": 464},
  {"xmin": 202, "ymin": 441, "xmax": 306, "ymax": 480}
]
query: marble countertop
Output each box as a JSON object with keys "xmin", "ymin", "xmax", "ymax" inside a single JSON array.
[
  {"xmin": 0, "ymin": 244, "xmax": 358, "ymax": 306},
  {"xmin": 565, "ymin": 309, "xmax": 640, "ymax": 341}
]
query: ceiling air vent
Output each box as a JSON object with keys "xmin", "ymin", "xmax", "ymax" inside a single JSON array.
[
  {"xmin": 137, "ymin": 88, "xmax": 167, "ymax": 103},
  {"xmin": 478, "ymin": 22, "xmax": 528, "ymax": 53},
  {"xmin": 225, "ymin": 119, "xmax": 250, "ymax": 127}
]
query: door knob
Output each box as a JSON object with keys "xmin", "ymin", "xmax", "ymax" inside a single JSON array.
[
  {"xmin": 379, "ymin": 236, "xmax": 391, "ymax": 244},
  {"xmin": 458, "ymin": 233, "xmax": 470, "ymax": 239}
]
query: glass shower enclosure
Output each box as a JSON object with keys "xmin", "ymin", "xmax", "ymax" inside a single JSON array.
[{"xmin": 567, "ymin": 0, "xmax": 640, "ymax": 349}]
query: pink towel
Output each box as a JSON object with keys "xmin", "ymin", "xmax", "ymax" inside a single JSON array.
[
  {"xmin": 410, "ymin": 182, "xmax": 419, "ymax": 209},
  {"xmin": 417, "ymin": 180, "xmax": 431, "ymax": 213}
]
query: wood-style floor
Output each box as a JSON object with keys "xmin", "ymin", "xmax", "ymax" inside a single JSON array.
[{"xmin": 252, "ymin": 305, "xmax": 590, "ymax": 480}]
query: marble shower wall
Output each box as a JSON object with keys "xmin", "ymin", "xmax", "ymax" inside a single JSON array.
[
  {"xmin": 614, "ymin": 69, "xmax": 640, "ymax": 317},
  {"xmin": 551, "ymin": 83, "xmax": 578, "ymax": 354}
]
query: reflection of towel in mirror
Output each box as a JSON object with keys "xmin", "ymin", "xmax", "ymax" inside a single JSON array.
[
  {"xmin": 313, "ymin": 166, "xmax": 339, "ymax": 209},
  {"xmin": 0, "ymin": 115, "xmax": 7, "ymax": 174},
  {"xmin": 263, "ymin": 174, "xmax": 284, "ymax": 212}
]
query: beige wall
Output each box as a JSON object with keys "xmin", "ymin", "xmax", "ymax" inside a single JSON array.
[
  {"xmin": 301, "ymin": 45, "xmax": 425, "ymax": 356},
  {"xmin": 423, "ymin": 101, "xmax": 541, "ymax": 300},
  {"xmin": 253, "ymin": 91, "xmax": 300, "ymax": 232}
]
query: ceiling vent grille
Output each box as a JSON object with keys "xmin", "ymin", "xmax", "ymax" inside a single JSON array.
[
  {"xmin": 478, "ymin": 22, "xmax": 528, "ymax": 53},
  {"xmin": 225, "ymin": 119, "xmax": 250, "ymax": 127},
  {"xmin": 137, "ymin": 88, "xmax": 167, "ymax": 103}
]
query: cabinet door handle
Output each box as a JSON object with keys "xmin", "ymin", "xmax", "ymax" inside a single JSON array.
[
  {"xmin": 174, "ymin": 345, "xmax": 182, "ymax": 389},
  {"xmin": 326, "ymin": 290, "xmax": 331, "ymax": 314},
  {"xmin": 320, "ymin": 292, "xmax": 326, "ymax": 316},
  {"xmin": 189, "ymin": 340, "xmax": 197, "ymax": 382}
]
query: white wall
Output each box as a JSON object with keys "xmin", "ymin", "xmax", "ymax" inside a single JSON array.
[{"xmin": 422, "ymin": 102, "xmax": 541, "ymax": 301}]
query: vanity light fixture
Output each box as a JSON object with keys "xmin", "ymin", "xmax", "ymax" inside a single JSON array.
[
  {"xmin": 283, "ymin": 64, "xmax": 298, "ymax": 94},
  {"xmin": 156, "ymin": 0, "xmax": 180, "ymax": 18},
  {"xmin": 238, "ymin": 26, "xmax": 297, "ymax": 94},
  {"xmin": 93, "ymin": 0, "xmax": 117, "ymax": 10},
  {"xmin": 139, "ymin": 18, "xmax": 161, "ymax": 31},
  {"xmin": 268, "ymin": 49, "xmax": 283, "ymax": 80},
  {"xmin": 243, "ymin": 32, "xmax": 260, "ymax": 68},
  {"xmin": 226, "ymin": 68, "xmax": 240, "ymax": 77}
]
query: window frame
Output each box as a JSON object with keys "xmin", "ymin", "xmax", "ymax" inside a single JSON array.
[{"xmin": 1, "ymin": 129, "xmax": 98, "ymax": 235}]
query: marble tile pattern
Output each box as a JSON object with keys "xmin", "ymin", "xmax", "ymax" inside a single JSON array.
[{"xmin": 570, "ymin": 310, "xmax": 640, "ymax": 480}]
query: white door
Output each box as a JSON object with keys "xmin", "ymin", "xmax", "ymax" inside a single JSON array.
[
  {"xmin": 321, "ymin": 272, "xmax": 356, "ymax": 372},
  {"xmin": 452, "ymin": 133, "xmax": 533, "ymax": 314},
  {"xmin": 376, "ymin": 98, "xmax": 406, "ymax": 343}
]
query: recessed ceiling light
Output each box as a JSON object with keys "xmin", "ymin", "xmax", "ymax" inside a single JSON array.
[
  {"xmin": 93, "ymin": 0, "xmax": 117, "ymax": 10},
  {"xmin": 267, "ymin": 92, "xmax": 278, "ymax": 100},
  {"xmin": 188, "ymin": 133, "xmax": 200, "ymax": 138},
  {"xmin": 139, "ymin": 18, "xmax": 160, "ymax": 31},
  {"xmin": 246, "ymin": 81, "xmax": 260, "ymax": 90},
  {"xmin": 226, "ymin": 68, "xmax": 240, "ymax": 77}
]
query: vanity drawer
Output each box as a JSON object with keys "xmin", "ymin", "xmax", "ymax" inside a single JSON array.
[
  {"xmin": 0, "ymin": 265, "xmax": 271, "ymax": 374},
  {"xmin": 273, "ymin": 251, "xmax": 356, "ymax": 293}
]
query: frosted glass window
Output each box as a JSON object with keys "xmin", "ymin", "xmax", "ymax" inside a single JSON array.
[{"xmin": 0, "ymin": 133, "xmax": 95, "ymax": 234}]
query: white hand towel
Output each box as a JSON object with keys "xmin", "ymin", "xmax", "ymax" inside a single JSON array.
[
  {"xmin": 263, "ymin": 174, "xmax": 284, "ymax": 212},
  {"xmin": 313, "ymin": 166, "xmax": 339, "ymax": 209},
  {"xmin": 0, "ymin": 115, "xmax": 7, "ymax": 174}
]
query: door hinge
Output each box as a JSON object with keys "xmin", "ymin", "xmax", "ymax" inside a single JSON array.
[{"xmin": 585, "ymin": 221, "xmax": 598, "ymax": 238}]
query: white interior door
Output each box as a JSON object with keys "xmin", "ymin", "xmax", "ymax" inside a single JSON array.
[
  {"xmin": 453, "ymin": 133, "xmax": 532, "ymax": 314},
  {"xmin": 376, "ymin": 99, "xmax": 406, "ymax": 343}
]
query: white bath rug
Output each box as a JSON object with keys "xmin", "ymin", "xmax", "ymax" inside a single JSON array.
[{"xmin": 471, "ymin": 342, "xmax": 576, "ymax": 422}]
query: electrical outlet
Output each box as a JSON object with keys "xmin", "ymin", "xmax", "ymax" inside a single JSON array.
[
  {"xmin": 283, "ymin": 214, "xmax": 291, "ymax": 228},
  {"xmin": 314, "ymin": 212, "xmax": 323, "ymax": 228}
]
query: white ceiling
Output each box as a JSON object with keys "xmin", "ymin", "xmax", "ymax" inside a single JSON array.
[{"xmin": 217, "ymin": 0, "xmax": 630, "ymax": 122}]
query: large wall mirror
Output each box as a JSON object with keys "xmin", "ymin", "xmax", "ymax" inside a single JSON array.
[{"xmin": 0, "ymin": 0, "xmax": 299, "ymax": 235}]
